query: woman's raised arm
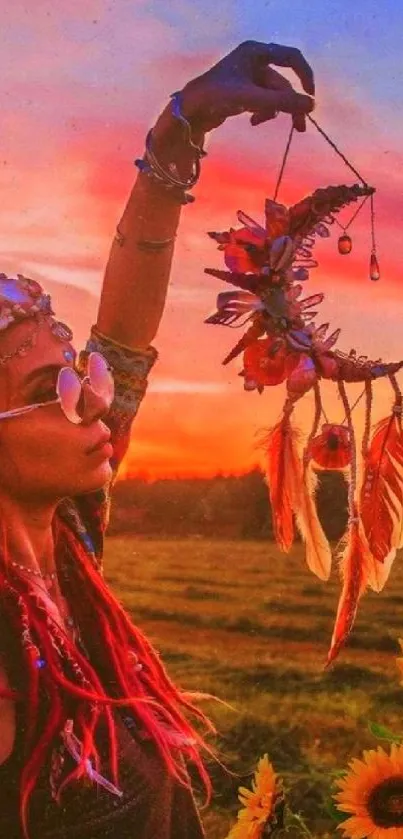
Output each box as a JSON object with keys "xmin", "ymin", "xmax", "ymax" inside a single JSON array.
[{"xmin": 95, "ymin": 41, "xmax": 315, "ymax": 350}]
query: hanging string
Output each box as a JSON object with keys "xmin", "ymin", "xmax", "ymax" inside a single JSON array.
[
  {"xmin": 273, "ymin": 115, "xmax": 371, "ymax": 202},
  {"xmin": 307, "ymin": 114, "xmax": 368, "ymax": 186},
  {"xmin": 321, "ymin": 403, "xmax": 329, "ymax": 424},
  {"xmin": 338, "ymin": 381, "xmax": 357, "ymax": 520},
  {"xmin": 389, "ymin": 373, "xmax": 403, "ymax": 411},
  {"xmin": 361, "ymin": 381, "xmax": 373, "ymax": 458},
  {"xmin": 303, "ymin": 381, "xmax": 323, "ymax": 473},
  {"xmin": 341, "ymin": 386, "xmax": 366, "ymax": 425},
  {"xmin": 332, "ymin": 193, "xmax": 370, "ymax": 232},
  {"xmin": 370, "ymin": 193, "xmax": 377, "ymax": 252},
  {"xmin": 273, "ymin": 124, "xmax": 294, "ymax": 201}
]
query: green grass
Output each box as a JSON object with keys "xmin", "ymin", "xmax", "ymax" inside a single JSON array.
[{"xmin": 103, "ymin": 538, "xmax": 403, "ymax": 838}]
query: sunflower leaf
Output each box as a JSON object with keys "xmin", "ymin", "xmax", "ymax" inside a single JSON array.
[
  {"xmin": 323, "ymin": 798, "xmax": 348, "ymax": 824},
  {"xmin": 329, "ymin": 768, "xmax": 348, "ymax": 780},
  {"xmin": 368, "ymin": 720, "xmax": 403, "ymax": 743},
  {"xmin": 282, "ymin": 811, "xmax": 314, "ymax": 837}
]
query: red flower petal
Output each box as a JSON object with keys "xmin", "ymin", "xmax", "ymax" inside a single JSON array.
[{"xmin": 244, "ymin": 338, "xmax": 300, "ymax": 387}]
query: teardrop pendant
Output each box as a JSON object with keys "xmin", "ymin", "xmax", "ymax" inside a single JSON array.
[
  {"xmin": 369, "ymin": 251, "xmax": 380, "ymax": 281},
  {"xmin": 338, "ymin": 233, "xmax": 352, "ymax": 255}
]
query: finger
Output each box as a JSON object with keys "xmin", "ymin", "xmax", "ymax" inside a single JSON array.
[
  {"xmin": 261, "ymin": 66, "xmax": 294, "ymax": 93},
  {"xmin": 251, "ymin": 110, "xmax": 306, "ymax": 131},
  {"xmin": 240, "ymin": 40, "xmax": 315, "ymax": 96},
  {"xmin": 251, "ymin": 68, "xmax": 303, "ymax": 127},
  {"xmin": 238, "ymin": 82, "xmax": 314, "ymax": 117},
  {"xmin": 292, "ymin": 113, "xmax": 306, "ymax": 133},
  {"xmin": 250, "ymin": 109, "xmax": 278, "ymax": 126}
]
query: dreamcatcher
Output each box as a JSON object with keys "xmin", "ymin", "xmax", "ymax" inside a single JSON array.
[{"xmin": 204, "ymin": 116, "xmax": 401, "ymax": 664}]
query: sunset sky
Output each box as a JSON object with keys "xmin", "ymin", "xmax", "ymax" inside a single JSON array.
[{"xmin": 1, "ymin": 0, "xmax": 403, "ymax": 477}]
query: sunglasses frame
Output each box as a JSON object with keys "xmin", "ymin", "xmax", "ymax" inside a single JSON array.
[{"xmin": 0, "ymin": 352, "xmax": 114, "ymax": 424}]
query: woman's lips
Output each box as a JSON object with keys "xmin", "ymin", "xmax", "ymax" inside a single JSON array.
[
  {"xmin": 88, "ymin": 441, "xmax": 114, "ymax": 460},
  {"xmin": 86, "ymin": 433, "xmax": 112, "ymax": 456}
]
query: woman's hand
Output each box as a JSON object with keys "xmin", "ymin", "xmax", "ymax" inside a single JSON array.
[
  {"xmin": 181, "ymin": 40, "xmax": 315, "ymax": 135},
  {"xmin": 152, "ymin": 40, "xmax": 315, "ymax": 168},
  {"xmin": 96, "ymin": 42, "xmax": 315, "ymax": 350}
]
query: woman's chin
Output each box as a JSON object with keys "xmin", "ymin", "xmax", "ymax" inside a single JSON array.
[
  {"xmin": 90, "ymin": 459, "xmax": 114, "ymax": 488},
  {"xmin": 74, "ymin": 460, "xmax": 113, "ymax": 494}
]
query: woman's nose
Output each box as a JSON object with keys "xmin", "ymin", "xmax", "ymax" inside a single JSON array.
[{"xmin": 80, "ymin": 381, "xmax": 111, "ymax": 425}]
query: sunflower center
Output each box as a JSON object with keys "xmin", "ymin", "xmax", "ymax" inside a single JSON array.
[{"xmin": 367, "ymin": 776, "xmax": 403, "ymax": 826}]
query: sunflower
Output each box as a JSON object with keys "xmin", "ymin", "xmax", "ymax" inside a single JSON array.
[
  {"xmin": 225, "ymin": 754, "xmax": 283, "ymax": 839},
  {"xmin": 333, "ymin": 745, "xmax": 403, "ymax": 837}
]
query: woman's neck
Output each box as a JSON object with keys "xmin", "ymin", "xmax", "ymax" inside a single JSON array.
[{"xmin": 0, "ymin": 493, "xmax": 56, "ymax": 574}]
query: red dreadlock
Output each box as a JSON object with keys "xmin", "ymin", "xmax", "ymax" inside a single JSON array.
[{"xmin": 0, "ymin": 515, "xmax": 215, "ymax": 839}]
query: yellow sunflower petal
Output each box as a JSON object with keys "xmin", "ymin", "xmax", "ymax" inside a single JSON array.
[
  {"xmin": 225, "ymin": 811, "xmax": 256, "ymax": 839},
  {"xmin": 334, "ymin": 745, "xmax": 403, "ymax": 838},
  {"xmin": 337, "ymin": 814, "xmax": 374, "ymax": 838},
  {"xmin": 238, "ymin": 788, "xmax": 254, "ymax": 802},
  {"xmin": 229, "ymin": 755, "xmax": 280, "ymax": 839},
  {"xmin": 390, "ymin": 744, "xmax": 403, "ymax": 771}
]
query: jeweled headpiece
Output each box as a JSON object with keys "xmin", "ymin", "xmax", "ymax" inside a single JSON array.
[
  {"xmin": 0, "ymin": 273, "xmax": 73, "ymax": 365},
  {"xmin": 0, "ymin": 273, "xmax": 54, "ymax": 330}
]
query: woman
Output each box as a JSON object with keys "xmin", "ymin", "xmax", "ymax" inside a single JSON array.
[{"xmin": 0, "ymin": 41, "xmax": 314, "ymax": 839}]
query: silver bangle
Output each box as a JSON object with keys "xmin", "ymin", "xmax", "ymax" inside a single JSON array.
[
  {"xmin": 169, "ymin": 91, "xmax": 207, "ymax": 159},
  {"xmin": 144, "ymin": 129, "xmax": 200, "ymax": 190},
  {"xmin": 135, "ymin": 154, "xmax": 197, "ymax": 205},
  {"xmin": 134, "ymin": 91, "xmax": 206, "ymax": 204}
]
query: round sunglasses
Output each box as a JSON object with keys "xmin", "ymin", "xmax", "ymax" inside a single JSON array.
[{"xmin": 0, "ymin": 352, "xmax": 114, "ymax": 425}]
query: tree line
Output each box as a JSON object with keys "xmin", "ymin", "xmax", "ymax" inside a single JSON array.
[{"xmin": 109, "ymin": 469, "xmax": 348, "ymax": 540}]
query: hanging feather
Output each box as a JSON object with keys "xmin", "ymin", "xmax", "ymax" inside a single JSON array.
[
  {"xmin": 263, "ymin": 413, "xmax": 298, "ymax": 552},
  {"xmin": 295, "ymin": 465, "xmax": 332, "ymax": 581},
  {"xmin": 366, "ymin": 547, "xmax": 396, "ymax": 593},
  {"xmin": 263, "ymin": 404, "xmax": 332, "ymax": 578},
  {"xmin": 327, "ymin": 514, "xmax": 371, "ymax": 666},
  {"xmin": 359, "ymin": 414, "xmax": 403, "ymax": 564}
]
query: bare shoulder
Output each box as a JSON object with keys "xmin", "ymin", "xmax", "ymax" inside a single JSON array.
[{"xmin": 0, "ymin": 656, "xmax": 16, "ymax": 765}]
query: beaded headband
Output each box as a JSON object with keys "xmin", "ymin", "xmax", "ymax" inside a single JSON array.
[{"xmin": 0, "ymin": 273, "xmax": 74, "ymax": 365}]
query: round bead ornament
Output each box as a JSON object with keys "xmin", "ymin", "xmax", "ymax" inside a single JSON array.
[
  {"xmin": 337, "ymin": 233, "xmax": 352, "ymax": 255},
  {"xmin": 309, "ymin": 424, "xmax": 351, "ymax": 469}
]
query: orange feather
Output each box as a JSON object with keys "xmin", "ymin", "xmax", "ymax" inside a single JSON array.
[
  {"xmin": 264, "ymin": 418, "xmax": 332, "ymax": 578},
  {"xmin": 327, "ymin": 517, "xmax": 371, "ymax": 665},
  {"xmin": 360, "ymin": 415, "xmax": 403, "ymax": 564},
  {"xmin": 366, "ymin": 548, "xmax": 396, "ymax": 593},
  {"xmin": 295, "ymin": 466, "xmax": 332, "ymax": 582},
  {"xmin": 264, "ymin": 416, "xmax": 296, "ymax": 552}
]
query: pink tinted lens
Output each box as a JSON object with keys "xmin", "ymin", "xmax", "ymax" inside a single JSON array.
[
  {"xmin": 88, "ymin": 353, "xmax": 114, "ymax": 404},
  {"xmin": 57, "ymin": 367, "xmax": 83, "ymax": 424}
]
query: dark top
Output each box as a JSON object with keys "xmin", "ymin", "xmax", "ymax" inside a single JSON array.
[
  {"xmin": 0, "ymin": 327, "xmax": 205, "ymax": 838},
  {"xmin": 0, "ymin": 708, "xmax": 205, "ymax": 839}
]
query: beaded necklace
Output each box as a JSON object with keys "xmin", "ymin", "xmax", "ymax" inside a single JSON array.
[
  {"xmin": 10, "ymin": 560, "xmax": 57, "ymax": 591},
  {"xmin": 9, "ymin": 561, "xmax": 76, "ymax": 638}
]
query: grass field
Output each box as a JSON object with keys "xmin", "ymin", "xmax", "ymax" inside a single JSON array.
[{"xmin": 103, "ymin": 537, "xmax": 403, "ymax": 838}]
